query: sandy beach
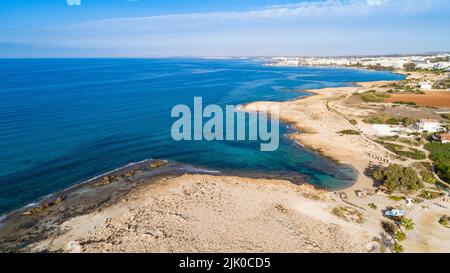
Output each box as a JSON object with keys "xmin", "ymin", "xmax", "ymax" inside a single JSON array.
[
  {"xmin": 31, "ymin": 175, "xmax": 369, "ymax": 253},
  {"xmin": 244, "ymin": 80, "xmax": 398, "ymax": 191}
]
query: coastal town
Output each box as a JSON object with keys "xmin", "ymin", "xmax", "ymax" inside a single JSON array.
[{"xmin": 267, "ymin": 53, "xmax": 450, "ymax": 73}]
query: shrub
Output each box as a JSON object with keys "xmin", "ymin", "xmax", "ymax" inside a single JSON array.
[
  {"xmin": 368, "ymin": 203, "xmax": 378, "ymax": 210},
  {"xmin": 361, "ymin": 91, "xmax": 391, "ymax": 103},
  {"xmin": 332, "ymin": 206, "xmax": 365, "ymax": 224},
  {"xmin": 394, "ymin": 101, "xmax": 417, "ymax": 106},
  {"xmin": 439, "ymin": 215, "xmax": 450, "ymax": 228},
  {"xmin": 389, "ymin": 196, "xmax": 404, "ymax": 202},
  {"xmin": 338, "ymin": 129, "xmax": 360, "ymax": 135},
  {"xmin": 392, "ymin": 243, "xmax": 404, "ymax": 253},
  {"xmin": 420, "ymin": 189, "xmax": 444, "ymax": 200},
  {"xmin": 373, "ymin": 164, "xmax": 424, "ymax": 193}
]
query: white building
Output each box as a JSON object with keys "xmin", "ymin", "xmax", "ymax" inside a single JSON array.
[
  {"xmin": 414, "ymin": 118, "xmax": 442, "ymax": 132},
  {"xmin": 419, "ymin": 82, "xmax": 433, "ymax": 90}
]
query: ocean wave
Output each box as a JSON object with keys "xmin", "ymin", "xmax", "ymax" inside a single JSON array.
[
  {"xmin": 4, "ymin": 159, "xmax": 155, "ymax": 218},
  {"xmin": 180, "ymin": 166, "xmax": 221, "ymax": 174},
  {"xmin": 0, "ymin": 214, "xmax": 7, "ymax": 227}
]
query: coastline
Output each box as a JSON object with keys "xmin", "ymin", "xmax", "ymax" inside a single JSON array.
[
  {"xmin": 0, "ymin": 69, "xmax": 406, "ymax": 253},
  {"xmin": 3, "ymin": 68, "xmax": 450, "ymax": 253}
]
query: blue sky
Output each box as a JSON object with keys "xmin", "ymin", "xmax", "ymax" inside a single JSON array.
[{"xmin": 1, "ymin": 0, "xmax": 450, "ymax": 57}]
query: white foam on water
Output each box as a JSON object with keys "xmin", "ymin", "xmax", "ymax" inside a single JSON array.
[
  {"xmin": 6, "ymin": 159, "xmax": 155, "ymax": 217},
  {"xmin": 181, "ymin": 166, "xmax": 221, "ymax": 174},
  {"xmin": 0, "ymin": 214, "xmax": 7, "ymax": 227}
]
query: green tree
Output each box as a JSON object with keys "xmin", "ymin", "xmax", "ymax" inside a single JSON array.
[
  {"xmin": 400, "ymin": 217, "xmax": 415, "ymax": 231},
  {"xmin": 394, "ymin": 231, "xmax": 406, "ymax": 242},
  {"xmin": 373, "ymin": 164, "xmax": 424, "ymax": 193},
  {"xmin": 392, "ymin": 243, "xmax": 404, "ymax": 253}
]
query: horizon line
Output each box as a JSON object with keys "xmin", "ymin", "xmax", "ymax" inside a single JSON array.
[{"xmin": 1, "ymin": 51, "xmax": 450, "ymax": 60}]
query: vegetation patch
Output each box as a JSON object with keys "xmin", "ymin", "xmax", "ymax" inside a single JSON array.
[
  {"xmin": 332, "ymin": 206, "xmax": 365, "ymax": 224},
  {"xmin": 359, "ymin": 91, "xmax": 391, "ymax": 103},
  {"xmin": 379, "ymin": 136, "xmax": 423, "ymax": 147},
  {"xmin": 388, "ymin": 195, "xmax": 404, "ymax": 202},
  {"xmin": 424, "ymin": 143, "xmax": 450, "ymax": 183},
  {"xmin": 337, "ymin": 129, "xmax": 360, "ymax": 135},
  {"xmin": 373, "ymin": 164, "xmax": 424, "ymax": 194},
  {"xmin": 419, "ymin": 189, "xmax": 445, "ymax": 200},
  {"xmin": 376, "ymin": 140, "xmax": 426, "ymax": 160},
  {"xmin": 368, "ymin": 203, "xmax": 378, "ymax": 210},
  {"xmin": 439, "ymin": 215, "xmax": 450, "ymax": 228},
  {"xmin": 364, "ymin": 114, "xmax": 416, "ymax": 126},
  {"xmin": 393, "ymin": 101, "xmax": 417, "ymax": 106}
]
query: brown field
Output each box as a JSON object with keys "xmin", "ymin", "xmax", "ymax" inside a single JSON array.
[{"xmin": 385, "ymin": 91, "xmax": 450, "ymax": 107}]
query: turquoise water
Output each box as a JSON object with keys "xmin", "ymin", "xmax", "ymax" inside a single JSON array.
[{"xmin": 0, "ymin": 58, "xmax": 404, "ymax": 214}]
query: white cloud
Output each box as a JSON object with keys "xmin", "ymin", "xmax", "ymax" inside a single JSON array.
[
  {"xmin": 55, "ymin": 0, "xmax": 437, "ymax": 37},
  {"xmin": 66, "ymin": 0, "xmax": 81, "ymax": 6},
  {"xmin": 71, "ymin": 0, "xmax": 436, "ymax": 29},
  {"xmin": 366, "ymin": 0, "xmax": 383, "ymax": 6},
  {"xmin": 3, "ymin": 0, "xmax": 449, "ymax": 56}
]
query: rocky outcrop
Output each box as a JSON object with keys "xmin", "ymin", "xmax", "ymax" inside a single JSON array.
[{"xmin": 22, "ymin": 195, "xmax": 66, "ymax": 216}]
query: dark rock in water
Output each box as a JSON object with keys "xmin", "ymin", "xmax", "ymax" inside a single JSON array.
[
  {"xmin": 149, "ymin": 160, "xmax": 168, "ymax": 169},
  {"xmin": 22, "ymin": 204, "xmax": 50, "ymax": 216},
  {"xmin": 124, "ymin": 170, "xmax": 140, "ymax": 177},
  {"xmin": 21, "ymin": 195, "xmax": 66, "ymax": 216},
  {"xmin": 54, "ymin": 195, "xmax": 66, "ymax": 205},
  {"xmin": 95, "ymin": 175, "xmax": 119, "ymax": 186}
]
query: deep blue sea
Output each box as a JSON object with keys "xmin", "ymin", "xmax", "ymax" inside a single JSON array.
[{"xmin": 0, "ymin": 58, "xmax": 404, "ymax": 214}]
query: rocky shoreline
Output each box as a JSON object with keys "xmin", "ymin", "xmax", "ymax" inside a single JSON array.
[
  {"xmin": 0, "ymin": 157, "xmax": 334, "ymax": 252},
  {"xmin": 0, "ymin": 159, "xmax": 195, "ymax": 252}
]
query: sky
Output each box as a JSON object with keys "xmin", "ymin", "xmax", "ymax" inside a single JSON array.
[{"xmin": 0, "ymin": 0, "xmax": 450, "ymax": 57}]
